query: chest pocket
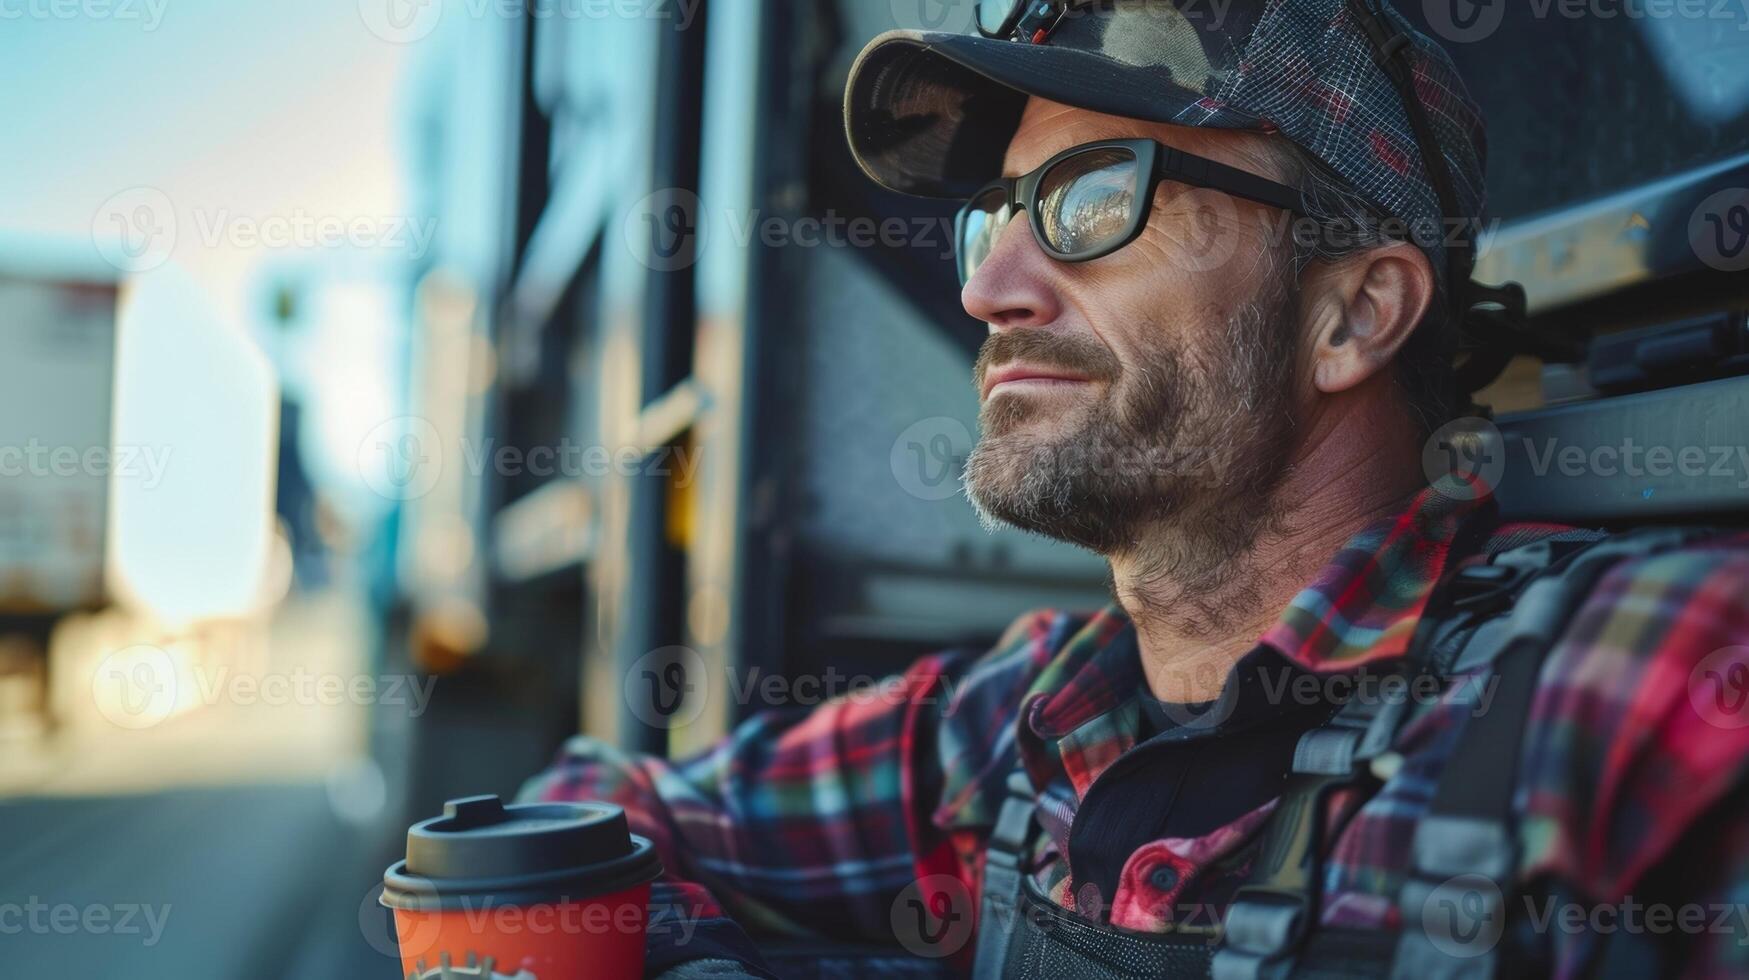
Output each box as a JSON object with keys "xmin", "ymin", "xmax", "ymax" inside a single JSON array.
[{"xmin": 1003, "ymin": 872, "xmax": 1215, "ymax": 979}]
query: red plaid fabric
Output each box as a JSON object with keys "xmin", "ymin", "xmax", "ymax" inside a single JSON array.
[{"xmin": 524, "ymin": 489, "xmax": 1749, "ymax": 976}]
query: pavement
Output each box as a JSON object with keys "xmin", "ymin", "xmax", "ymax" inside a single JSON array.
[{"xmin": 0, "ymin": 782, "xmax": 404, "ymax": 980}]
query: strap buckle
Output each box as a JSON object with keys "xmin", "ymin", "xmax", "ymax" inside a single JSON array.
[
  {"xmin": 1291, "ymin": 671, "xmax": 1413, "ymax": 778},
  {"xmin": 1214, "ymin": 888, "xmax": 1310, "ymax": 980},
  {"xmin": 1392, "ymin": 818, "xmax": 1513, "ymax": 980}
]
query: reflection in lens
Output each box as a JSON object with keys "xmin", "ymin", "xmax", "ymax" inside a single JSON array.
[
  {"xmin": 960, "ymin": 188, "xmax": 1014, "ymax": 281},
  {"xmin": 977, "ymin": 0, "xmax": 1021, "ymax": 36},
  {"xmin": 1038, "ymin": 148, "xmax": 1138, "ymax": 257}
]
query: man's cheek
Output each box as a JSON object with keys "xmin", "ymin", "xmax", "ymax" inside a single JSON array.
[{"xmin": 1167, "ymin": 206, "xmax": 1283, "ymax": 279}]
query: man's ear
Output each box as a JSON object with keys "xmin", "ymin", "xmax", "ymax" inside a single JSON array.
[{"xmin": 1303, "ymin": 242, "xmax": 1435, "ymax": 395}]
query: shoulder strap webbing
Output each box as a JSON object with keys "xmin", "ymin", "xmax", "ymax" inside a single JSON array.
[
  {"xmin": 1389, "ymin": 527, "xmax": 1715, "ymax": 979},
  {"xmin": 1214, "ymin": 527, "xmax": 1606, "ymax": 980},
  {"xmin": 972, "ymin": 769, "xmax": 1038, "ymax": 980}
]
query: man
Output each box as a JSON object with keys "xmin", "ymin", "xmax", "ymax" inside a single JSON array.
[{"xmin": 525, "ymin": 1, "xmax": 1749, "ymax": 976}]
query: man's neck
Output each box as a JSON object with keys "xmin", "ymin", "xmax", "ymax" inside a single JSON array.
[{"xmin": 1114, "ymin": 397, "xmax": 1424, "ymax": 703}]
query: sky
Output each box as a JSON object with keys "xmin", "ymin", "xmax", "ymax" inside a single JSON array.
[
  {"xmin": 0, "ymin": 0, "xmax": 417, "ymax": 329},
  {"xmin": 0, "ymin": 1, "xmax": 431, "ymax": 621}
]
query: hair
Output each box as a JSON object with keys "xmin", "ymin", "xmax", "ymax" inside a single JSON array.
[{"xmin": 1267, "ymin": 139, "xmax": 1458, "ymax": 437}]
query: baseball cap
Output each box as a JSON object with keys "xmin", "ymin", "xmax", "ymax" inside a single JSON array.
[{"xmin": 843, "ymin": 0, "xmax": 1488, "ymax": 289}]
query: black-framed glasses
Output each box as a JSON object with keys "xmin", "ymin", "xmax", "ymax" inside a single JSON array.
[{"xmin": 954, "ymin": 138, "xmax": 1306, "ymax": 284}]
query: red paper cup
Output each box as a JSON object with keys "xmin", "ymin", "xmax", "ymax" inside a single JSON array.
[{"xmin": 382, "ymin": 796, "xmax": 662, "ymax": 980}]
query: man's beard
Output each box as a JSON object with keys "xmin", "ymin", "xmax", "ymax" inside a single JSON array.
[{"xmin": 962, "ymin": 273, "xmax": 1301, "ymax": 584}]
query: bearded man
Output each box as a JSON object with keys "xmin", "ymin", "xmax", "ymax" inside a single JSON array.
[{"xmin": 524, "ymin": 2, "xmax": 1749, "ymax": 977}]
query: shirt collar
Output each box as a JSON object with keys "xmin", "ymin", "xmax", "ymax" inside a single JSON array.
[
  {"xmin": 1026, "ymin": 487, "xmax": 1493, "ymax": 742},
  {"xmin": 1259, "ymin": 486, "xmax": 1491, "ymax": 671}
]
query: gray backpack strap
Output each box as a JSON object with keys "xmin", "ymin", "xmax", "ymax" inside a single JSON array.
[
  {"xmin": 1389, "ymin": 528, "xmax": 1715, "ymax": 979},
  {"xmin": 971, "ymin": 769, "xmax": 1038, "ymax": 980},
  {"xmin": 1216, "ymin": 527, "xmax": 1611, "ymax": 980},
  {"xmin": 1213, "ymin": 770, "xmax": 1353, "ymax": 980},
  {"xmin": 1215, "ymin": 680, "xmax": 1433, "ymax": 980}
]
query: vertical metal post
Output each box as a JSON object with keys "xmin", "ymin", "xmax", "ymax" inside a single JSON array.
[
  {"xmin": 675, "ymin": 0, "xmax": 792, "ymax": 754},
  {"xmin": 614, "ymin": 2, "xmax": 712, "ymax": 755}
]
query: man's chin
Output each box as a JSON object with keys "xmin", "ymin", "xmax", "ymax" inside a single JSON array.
[
  {"xmin": 963, "ymin": 432, "xmax": 1133, "ymax": 553},
  {"xmin": 977, "ymin": 395, "xmax": 1088, "ymax": 441}
]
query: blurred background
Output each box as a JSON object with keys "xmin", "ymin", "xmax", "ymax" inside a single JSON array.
[{"xmin": 1, "ymin": 1, "xmax": 1746, "ymax": 977}]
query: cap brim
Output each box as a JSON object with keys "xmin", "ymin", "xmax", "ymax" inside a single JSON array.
[{"xmin": 844, "ymin": 29, "xmax": 1267, "ymax": 199}]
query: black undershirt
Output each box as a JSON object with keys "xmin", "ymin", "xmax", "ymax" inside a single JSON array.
[{"xmin": 1065, "ymin": 631, "xmax": 1341, "ymax": 916}]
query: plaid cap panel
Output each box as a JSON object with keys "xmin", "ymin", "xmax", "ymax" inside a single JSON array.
[{"xmin": 1189, "ymin": 0, "xmax": 1488, "ymax": 283}]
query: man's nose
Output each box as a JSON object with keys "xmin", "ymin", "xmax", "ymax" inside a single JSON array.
[{"xmin": 960, "ymin": 215, "xmax": 1064, "ymax": 331}]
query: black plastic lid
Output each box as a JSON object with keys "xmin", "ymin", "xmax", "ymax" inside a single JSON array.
[{"xmin": 380, "ymin": 795, "xmax": 662, "ymax": 911}]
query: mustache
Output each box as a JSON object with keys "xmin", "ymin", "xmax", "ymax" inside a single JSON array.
[{"xmin": 973, "ymin": 330, "xmax": 1122, "ymax": 396}]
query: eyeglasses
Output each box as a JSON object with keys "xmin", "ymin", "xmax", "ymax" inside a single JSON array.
[
  {"xmin": 954, "ymin": 138, "xmax": 1306, "ymax": 284},
  {"xmin": 975, "ymin": 0, "xmax": 1478, "ymax": 320}
]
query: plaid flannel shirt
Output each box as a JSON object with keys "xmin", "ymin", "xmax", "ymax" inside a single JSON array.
[{"xmin": 522, "ymin": 488, "xmax": 1749, "ymax": 978}]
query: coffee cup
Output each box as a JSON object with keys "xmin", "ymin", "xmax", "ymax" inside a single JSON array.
[{"xmin": 381, "ymin": 794, "xmax": 662, "ymax": 980}]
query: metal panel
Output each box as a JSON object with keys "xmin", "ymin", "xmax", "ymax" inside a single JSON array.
[
  {"xmin": 1474, "ymin": 152, "xmax": 1749, "ymax": 315},
  {"xmin": 1494, "ymin": 375, "xmax": 1749, "ymax": 523}
]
